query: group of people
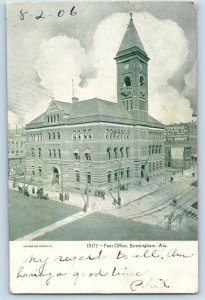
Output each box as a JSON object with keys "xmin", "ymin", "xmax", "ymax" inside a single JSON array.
[
  {"xmin": 59, "ymin": 192, "xmax": 69, "ymax": 202},
  {"xmin": 94, "ymin": 189, "xmax": 106, "ymax": 199}
]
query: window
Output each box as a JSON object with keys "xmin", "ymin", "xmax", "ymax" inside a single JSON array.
[
  {"xmin": 74, "ymin": 150, "xmax": 80, "ymax": 160},
  {"xmin": 73, "ymin": 131, "xmax": 76, "ymax": 140},
  {"xmin": 76, "ymin": 171, "xmax": 80, "ymax": 182},
  {"xmin": 156, "ymin": 161, "xmax": 159, "ymax": 170},
  {"xmin": 53, "ymin": 115, "xmax": 56, "ymax": 122},
  {"xmin": 120, "ymin": 169, "xmax": 124, "ymax": 180},
  {"xmin": 114, "ymin": 129, "xmax": 117, "ymax": 139},
  {"xmin": 149, "ymin": 163, "xmax": 152, "ymax": 172},
  {"xmin": 57, "ymin": 132, "xmax": 60, "ymax": 140},
  {"xmin": 110, "ymin": 129, "xmax": 113, "ymax": 139},
  {"xmin": 77, "ymin": 130, "xmax": 81, "ymax": 139},
  {"xmin": 53, "ymin": 132, "xmax": 56, "ymax": 140},
  {"xmin": 127, "ymin": 167, "xmax": 130, "ymax": 178},
  {"xmin": 153, "ymin": 162, "xmax": 155, "ymax": 171},
  {"xmin": 159, "ymin": 145, "xmax": 162, "ymax": 154},
  {"xmin": 39, "ymin": 166, "xmax": 42, "ymax": 176},
  {"xmin": 31, "ymin": 166, "xmax": 35, "ymax": 175},
  {"xmin": 83, "ymin": 130, "xmax": 87, "ymax": 139},
  {"xmin": 31, "ymin": 148, "xmax": 35, "ymax": 157},
  {"xmin": 58, "ymin": 149, "xmax": 61, "ymax": 159},
  {"xmin": 108, "ymin": 171, "xmax": 111, "ymax": 183},
  {"xmin": 107, "ymin": 147, "xmax": 111, "ymax": 160},
  {"xmin": 121, "ymin": 130, "xmax": 124, "ymax": 139},
  {"xmin": 88, "ymin": 129, "xmax": 92, "ymax": 139},
  {"xmin": 51, "ymin": 116, "xmax": 53, "ymax": 123},
  {"xmin": 48, "ymin": 133, "xmax": 51, "ymax": 140},
  {"xmin": 126, "ymin": 147, "xmax": 129, "ymax": 158},
  {"xmin": 49, "ymin": 149, "xmax": 51, "ymax": 158},
  {"xmin": 106, "ymin": 129, "xmax": 109, "ymax": 139},
  {"xmin": 124, "ymin": 76, "xmax": 131, "ymax": 87},
  {"xmin": 114, "ymin": 147, "xmax": 118, "ymax": 159},
  {"xmin": 140, "ymin": 75, "xmax": 145, "ymax": 86},
  {"xmin": 156, "ymin": 145, "xmax": 158, "ymax": 154},
  {"xmin": 38, "ymin": 148, "xmax": 42, "ymax": 158},
  {"xmin": 53, "ymin": 149, "xmax": 56, "ymax": 158},
  {"xmin": 87, "ymin": 172, "xmax": 91, "ymax": 184},
  {"xmin": 114, "ymin": 170, "xmax": 118, "ymax": 181},
  {"xmin": 120, "ymin": 147, "xmax": 124, "ymax": 158},
  {"xmin": 48, "ymin": 116, "xmax": 50, "ymax": 123},
  {"xmin": 152, "ymin": 145, "xmax": 155, "ymax": 154},
  {"xmin": 85, "ymin": 152, "xmax": 91, "ymax": 160}
]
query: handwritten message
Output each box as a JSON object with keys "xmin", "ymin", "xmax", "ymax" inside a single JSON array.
[{"xmin": 10, "ymin": 241, "xmax": 198, "ymax": 294}]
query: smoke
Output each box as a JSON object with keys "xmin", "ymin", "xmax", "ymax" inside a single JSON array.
[
  {"xmin": 183, "ymin": 64, "xmax": 197, "ymax": 111},
  {"xmin": 8, "ymin": 111, "xmax": 21, "ymax": 129},
  {"xmin": 35, "ymin": 12, "xmax": 195, "ymax": 124}
]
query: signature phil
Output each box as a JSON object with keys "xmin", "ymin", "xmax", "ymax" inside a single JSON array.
[{"xmin": 130, "ymin": 278, "xmax": 170, "ymax": 291}]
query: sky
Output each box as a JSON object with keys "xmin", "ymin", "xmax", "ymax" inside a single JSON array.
[{"xmin": 7, "ymin": 1, "xmax": 197, "ymax": 128}]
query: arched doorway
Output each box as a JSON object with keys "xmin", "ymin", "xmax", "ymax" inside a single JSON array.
[{"xmin": 52, "ymin": 167, "xmax": 60, "ymax": 185}]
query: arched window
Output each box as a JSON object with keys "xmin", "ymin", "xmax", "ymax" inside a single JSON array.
[
  {"xmin": 149, "ymin": 145, "xmax": 151, "ymax": 155},
  {"xmin": 49, "ymin": 149, "xmax": 51, "ymax": 158},
  {"xmin": 77, "ymin": 130, "xmax": 81, "ymax": 139},
  {"xmin": 58, "ymin": 149, "xmax": 61, "ymax": 159},
  {"xmin": 53, "ymin": 149, "xmax": 56, "ymax": 158},
  {"xmin": 51, "ymin": 116, "xmax": 53, "ymax": 123},
  {"xmin": 85, "ymin": 149, "xmax": 91, "ymax": 160},
  {"xmin": 57, "ymin": 132, "xmax": 60, "ymax": 140},
  {"xmin": 74, "ymin": 149, "xmax": 80, "ymax": 160},
  {"xmin": 124, "ymin": 76, "xmax": 131, "ymax": 87},
  {"xmin": 140, "ymin": 75, "xmax": 145, "ymax": 86},
  {"xmin": 108, "ymin": 171, "xmax": 111, "ymax": 183},
  {"xmin": 53, "ymin": 132, "xmax": 56, "ymax": 140},
  {"xmin": 48, "ymin": 116, "xmax": 50, "ymax": 123},
  {"xmin": 48, "ymin": 133, "xmax": 51, "ymax": 140},
  {"xmin": 83, "ymin": 129, "xmax": 87, "ymax": 139},
  {"xmin": 127, "ymin": 130, "xmax": 130, "ymax": 139},
  {"xmin": 114, "ymin": 147, "xmax": 118, "ymax": 159},
  {"xmin": 88, "ymin": 129, "xmax": 92, "ymax": 139},
  {"xmin": 126, "ymin": 147, "xmax": 129, "ymax": 158},
  {"xmin": 120, "ymin": 147, "xmax": 124, "ymax": 158},
  {"xmin": 107, "ymin": 147, "xmax": 111, "ymax": 160},
  {"xmin": 38, "ymin": 148, "xmax": 42, "ymax": 158}
]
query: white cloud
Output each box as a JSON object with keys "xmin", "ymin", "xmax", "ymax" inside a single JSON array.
[
  {"xmin": 35, "ymin": 12, "xmax": 194, "ymax": 124},
  {"xmin": 183, "ymin": 64, "xmax": 197, "ymax": 108}
]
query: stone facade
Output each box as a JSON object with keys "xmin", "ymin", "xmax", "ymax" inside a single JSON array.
[{"xmin": 25, "ymin": 16, "xmax": 165, "ymax": 194}]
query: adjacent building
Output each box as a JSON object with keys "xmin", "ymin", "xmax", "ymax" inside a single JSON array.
[
  {"xmin": 8, "ymin": 127, "xmax": 26, "ymax": 176},
  {"xmin": 25, "ymin": 15, "xmax": 165, "ymax": 195},
  {"xmin": 165, "ymin": 122, "xmax": 197, "ymax": 170}
]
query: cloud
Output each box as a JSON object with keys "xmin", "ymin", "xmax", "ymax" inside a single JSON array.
[
  {"xmin": 183, "ymin": 64, "xmax": 197, "ymax": 110},
  {"xmin": 8, "ymin": 111, "xmax": 20, "ymax": 129},
  {"xmin": 35, "ymin": 12, "xmax": 194, "ymax": 124}
]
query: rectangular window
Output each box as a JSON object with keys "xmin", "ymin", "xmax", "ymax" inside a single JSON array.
[
  {"xmin": 114, "ymin": 170, "xmax": 118, "ymax": 181},
  {"xmin": 76, "ymin": 171, "xmax": 80, "ymax": 182},
  {"xmin": 108, "ymin": 171, "xmax": 111, "ymax": 183},
  {"xmin": 87, "ymin": 172, "xmax": 91, "ymax": 184},
  {"xmin": 120, "ymin": 169, "xmax": 124, "ymax": 180}
]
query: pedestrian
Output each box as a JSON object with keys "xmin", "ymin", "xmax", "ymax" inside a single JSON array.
[{"xmin": 32, "ymin": 187, "xmax": 35, "ymax": 194}]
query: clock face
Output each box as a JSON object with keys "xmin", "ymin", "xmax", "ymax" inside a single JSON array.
[{"xmin": 124, "ymin": 63, "xmax": 129, "ymax": 70}]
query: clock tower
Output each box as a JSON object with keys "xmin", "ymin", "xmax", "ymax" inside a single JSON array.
[{"xmin": 115, "ymin": 13, "xmax": 150, "ymax": 122}]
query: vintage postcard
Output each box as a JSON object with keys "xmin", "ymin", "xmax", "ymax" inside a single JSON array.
[{"xmin": 7, "ymin": 1, "xmax": 198, "ymax": 294}]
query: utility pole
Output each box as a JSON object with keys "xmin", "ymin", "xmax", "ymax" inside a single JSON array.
[
  {"xmin": 117, "ymin": 160, "xmax": 121, "ymax": 205},
  {"xmin": 61, "ymin": 164, "xmax": 64, "ymax": 201}
]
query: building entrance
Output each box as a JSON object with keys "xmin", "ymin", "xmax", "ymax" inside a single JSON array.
[{"xmin": 52, "ymin": 167, "xmax": 60, "ymax": 185}]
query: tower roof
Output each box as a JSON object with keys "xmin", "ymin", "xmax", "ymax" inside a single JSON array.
[{"xmin": 116, "ymin": 15, "xmax": 148, "ymax": 58}]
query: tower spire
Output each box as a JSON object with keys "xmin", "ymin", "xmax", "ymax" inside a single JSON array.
[{"xmin": 129, "ymin": 11, "xmax": 133, "ymax": 20}]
